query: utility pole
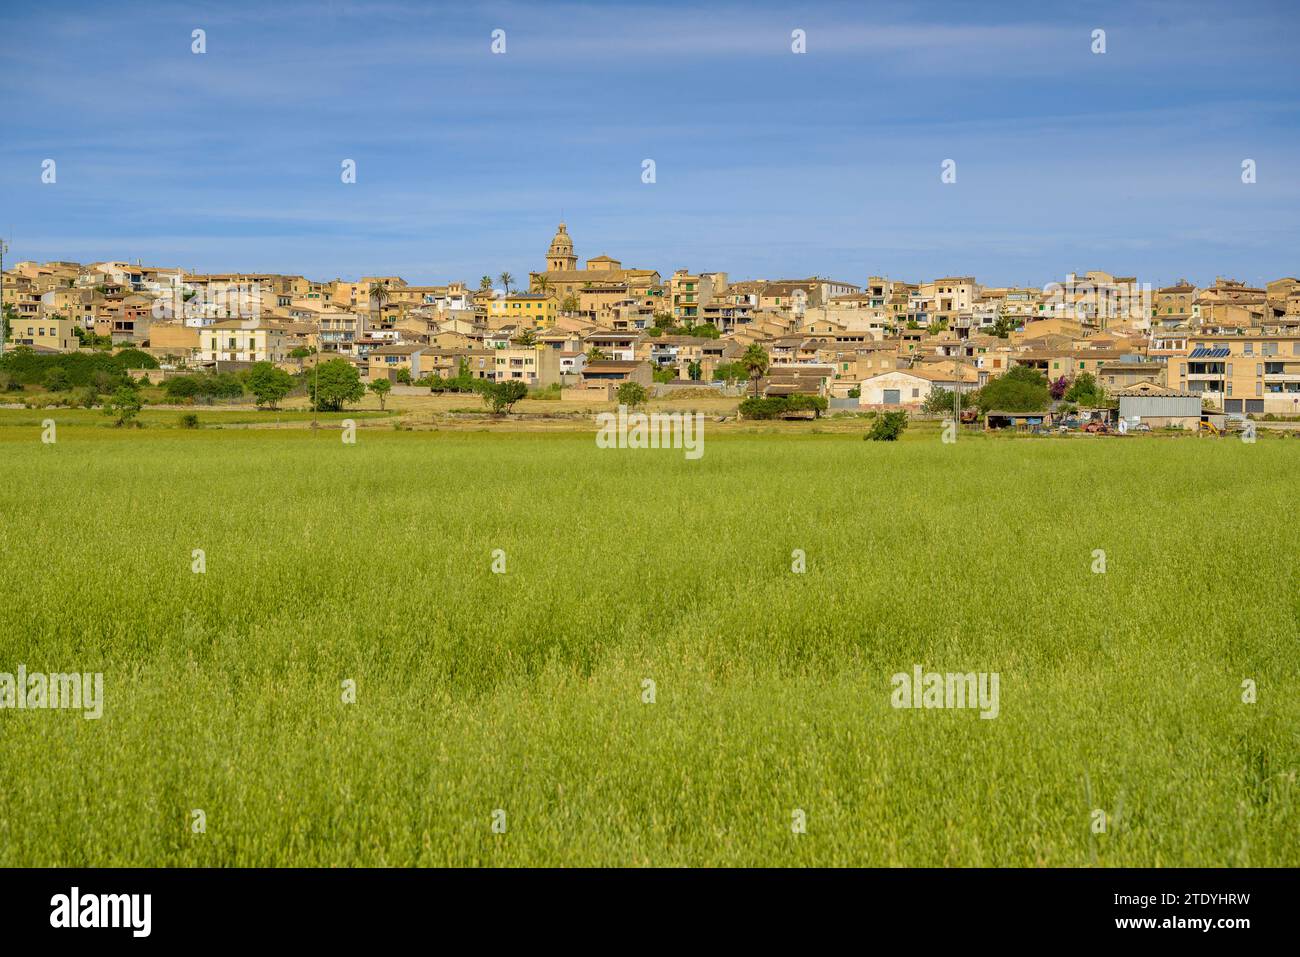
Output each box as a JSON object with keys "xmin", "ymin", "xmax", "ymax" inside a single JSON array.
[
  {"xmin": 0, "ymin": 236, "xmax": 8, "ymax": 355},
  {"xmin": 312, "ymin": 329, "xmax": 320, "ymax": 430}
]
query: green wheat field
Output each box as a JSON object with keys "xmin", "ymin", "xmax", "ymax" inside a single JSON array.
[{"xmin": 1, "ymin": 414, "xmax": 1296, "ymax": 866}]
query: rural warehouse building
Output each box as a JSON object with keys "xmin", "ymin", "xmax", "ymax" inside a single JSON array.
[{"xmin": 1115, "ymin": 381, "xmax": 1202, "ymax": 429}]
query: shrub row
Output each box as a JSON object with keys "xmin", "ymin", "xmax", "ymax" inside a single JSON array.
[{"xmin": 738, "ymin": 394, "xmax": 828, "ymax": 419}]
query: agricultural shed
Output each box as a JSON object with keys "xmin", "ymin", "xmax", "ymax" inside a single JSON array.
[
  {"xmin": 1115, "ymin": 382, "xmax": 1201, "ymax": 429},
  {"xmin": 985, "ymin": 410, "xmax": 1054, "ymax": 431}
]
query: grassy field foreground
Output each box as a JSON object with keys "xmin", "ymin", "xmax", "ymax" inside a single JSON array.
[{"xmin": 0, "ymin": 423, "xmax": 1296, "ymax": 866}]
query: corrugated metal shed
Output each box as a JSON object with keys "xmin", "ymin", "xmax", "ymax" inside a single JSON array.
[{"xmin": 1119, "ymin": 394, "xmax": 1202, "ymax": 419}]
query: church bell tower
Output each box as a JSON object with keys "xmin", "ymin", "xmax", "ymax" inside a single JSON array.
[{"xmin": 546, "ymin": 223, "xmax": 577, "ymax": 273}]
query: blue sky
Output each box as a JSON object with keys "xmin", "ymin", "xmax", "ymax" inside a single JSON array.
[{"xmin": 1, "ymin": 0, "xmax": 1297, "ymax": 288}]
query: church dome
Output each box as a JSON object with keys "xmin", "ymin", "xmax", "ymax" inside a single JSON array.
[{"xmin": 549, "ymin": 223, "xmax": 572, "ymax": 251}]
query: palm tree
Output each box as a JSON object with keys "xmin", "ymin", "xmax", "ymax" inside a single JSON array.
[
  {"xmin": 498, "ymin": 272, "xmax": 514, "ymax": 295},
  {"xmin": 534, "ymin": 275, "xmax": 551, "ymax": 296},
  {"xmin": 370, "ymin": 280, "xmax": 389, "ymax": 327},
  {"xmin": 479, "ymin": 275, "xmax": 493, "ymax": 291},
  {"xmin": 742, "ymin": 343, "xmax": 769, "ymax": 398},
  {"xmin": 585, "ymin": 346, "xmax": 607, "ymax": 363}
]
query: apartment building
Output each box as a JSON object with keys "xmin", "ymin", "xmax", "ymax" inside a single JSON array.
[
  {"xmin": 1097, "ymin": 361, "xmax": 1162, "ymax": 391},
  {"xmin": 421, "ymin": 347, "xmax": 495, "ymax": 381},
  {"xmin": 7, "ymin": 314, "xmax": 79, "ymax": 352},
  {"xmin": 318, "ymin": 310, "xmax": 368, "ymax": 354},
  {"xmin": 607, "ymin": 292, "xmax": 662, "ymax": 331},
  {"xmin": 1266, "ymin": 278, "xmax": 1300, "ymax": 318},
  {"xmin": 200, "ymin": 321, "xmax": 290, "ymax": 364},
  {"xmin": 494, "ymin": 346, "xmax": 561, "ymax": 386},
  {"xmin": 1191, "ymin": 278, "xmax": 1269, "ymax": 330},
  {"xmin": 488, "ymin": 292, "xmax": 558, "ymax": 329},
  {"xmin": 1166, "ymin": 334, "xmax": 1300, "ymax": 416},
  {"xmin": 93, "ymin": 295, "xmax": 153, "ymax": 344},
  {"xmin": 44, "ymin": 288, "xmax": 95, "ymax": 327},
  {"xmin": 383, "ymin": 282, "xmax": 471, "ymax": 312},
  {"xmin": 669, "ymin": 270, "xmax": 727, "ymax": 321},
  {"xmin": 583, "ymin": 331, "xmax": 642, "ymax": 362},
  {"xmin": 1153, "ymin": 280, "xmax": 1197, "ymax": 327},
  {"xmin": 149, "ymin": 322, "xmax": 201, "ymax": 358},
  {"xmin": 573, "ymin": 282, "xmax": 637, "ymax": 325},
  {"xmin": 367, "ymin": 344, "xmax": 436, "ymax": 381},
  {"xmin": 922, "ymin": 277, "xmax": 978, "ymax": 326},
  {"xmin": 2, "ymin": 276, "xmax": 42, "ymax": 320}
]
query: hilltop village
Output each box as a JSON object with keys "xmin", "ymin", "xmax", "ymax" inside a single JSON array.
[{"xmin": 5, "ymin": 224, "xmax": 1300, "ymax": 428}]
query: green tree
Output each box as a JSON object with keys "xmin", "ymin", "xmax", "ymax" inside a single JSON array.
[
  {"xmin": 561, "ymin": 294, "xmax": 580, "ymax": 314},
  {"xmin": 739, "ymin": 394, "xmax": 827, "ymax": 420},
  {"xmin": 203, "ymin": 371, "xmax": 243, "ymax": 400},
  {"xmin": 369, "ymin": 280, "xmax": 389, "ymax": 327},
  {"xmin": 311, "ymin": 358, "xmax": 365, "ymax": 412},
  {"xmin": 475, "ymin": 378, "xmax": 528, "ymax": 414},
  {"xmin": 248, "ymin": 361, "xmax": 293, "ymax": 409},
  {"xmin": 789, "ymin": 393, "xmax": 828, "ymax": 418},
  {"xmin": 687, "ymin": 360, "xmax": 702, "ymax": 381},
  {"xmin": 498, "ymin": 272, "xmax": 514, "ymax": 294},
  {"xmin": 369, "ymin": 377, "xmax": 393, "ymax": 410},
  {"xmin": 103, "ymin": 386, "xmax": 143, "ymax": 427},
  {"xmin": 739, "ymin": 396, "xmax": 783, "ymax": 419},
  {"xmin": 975, "ymin": 364, "xmax": 1050, "ymax": 413},
  {"xmin": 498, "ymin": 379, "xmax": 528, "ymax": 412},
  {"xmin": 866, "ymin": 410, "xmax": 908, "ymax": 441},
  {"xmin": 1064, "ymin": 371, "xmax": 1107, "ymax": 407},
  {"xmin": 164, "ymin": 375, "xmax": 200, "ymax": 400},
  {"xmin": 479, "ymin": 275, "xmax": 493, "ymax": 291},
  {"xmin": 450, "ymin": 358, "xmax": 474, "ymax": 391},
  {"xmin": 585, "ymin": 346, "xmax": 607, "ymax": 362},
  {"xmin": 617, "ymin": 380, "xmax": 648, "ymax": 409},
  {"xmin": 922, "ymin": 386, "xmax": 973, "ymax": 416},
  {"xmin": 712, "ymin": 361, "xmax": 749, "ymax": 385},
  {"xmin": 682, "ymin": 321, "xmax": 720, "ymax": 339},
  {"xmin": 44, "ymin": 367, "xmax": 71, "ymax": 392},
  {"xmin": 513, "ymin": 328, "xmax": 538, "ymax": 347},
  {"xmin": 742, "ymin": 343, "xmax": 770, "ymax": 398}
]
